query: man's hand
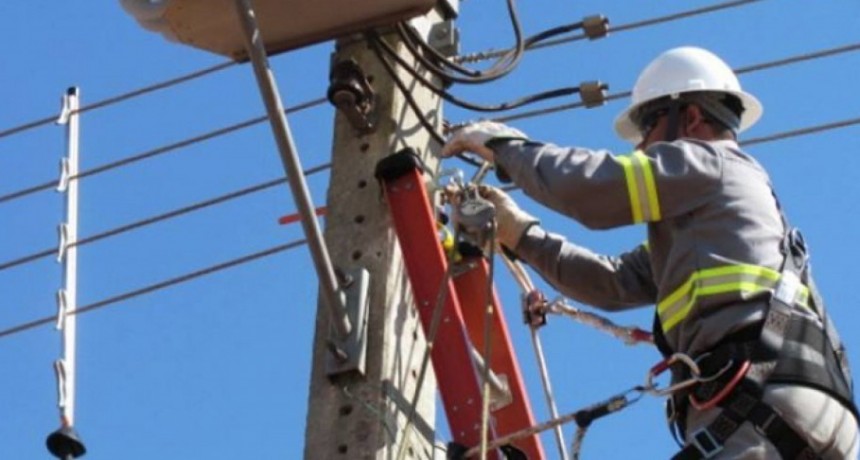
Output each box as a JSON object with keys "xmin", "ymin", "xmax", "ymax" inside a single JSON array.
[
  {"xmin": 441, "ymin": 121, "xmax": 528, "ymax": 162},
  {"xmin": 478, "ymin": 185, "xmax": 538, "ymax": 250}
]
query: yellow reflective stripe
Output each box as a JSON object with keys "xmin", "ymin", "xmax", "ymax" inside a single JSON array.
[
  {"xmin": 658, "ymin": 265, "xmax": 781, "ymax": 314},
  {"xmin": 634, "ymin": 151, "xmax": 662, "ymax": 221},
  {"xmin": 657, "ymin": 264, "xmax": 794, "ymax": 333},
  {"xmin": 661, "ymin": 281, "xmax": 775, "ymax": 332},
  {"xmin": 618, "ymin": 151, "xmax": 661, "ymax": 223},
  {"xmin": 617, "ymin": 155, "xmax": 643, "ymax": 223}
]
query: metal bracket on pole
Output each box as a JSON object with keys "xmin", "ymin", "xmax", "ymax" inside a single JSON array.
[
  {"xmin": 326, "ymin": 267, "xmax": 370, "ymax": 377},
  {"xmin": 232, "ymin": 0, "xmax": 365, "ymax": 372},
  {"xmin": 428, "ymin": 20, "xmax": 460, "ymax": 58}
]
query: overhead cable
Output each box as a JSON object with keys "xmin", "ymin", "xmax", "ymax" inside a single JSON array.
[
  {"xmin": 372, "ymin": 32, "xmax": 596, "ymax": 114},
  {"xmin": 490, "ymin": 41, "xmax": 860, "ymax": 124},
  {"xmin": 0, "ymin": 62, "xmax": 236, "ymax": 141},
  {"xmin": 455, "ymin": 0, "xmax": 764, "ymax": 64},
  {"xmin": 0, "ymin": 163, "xmax": 331, "ymax": 273},
  {"xmin": 0, "ymin": 239, "xmax": 307, "ymax": 340},
  {"xmin": 3, "ymin": 115, "xmax": 856, "ymax": 276},
  {"xmin": 0, "ymin": 98, "xmax": 327, "ymax": 205},
  {"xmin": 397, "ymin": 0, "xmax": 526, "ymax": 85},
  {"xmin": 741, "ymin": 116, "xmax": 860, "ymax": 147},
  {"xmin": 367, "ymin": 32, "xmax": 481, "ymax": 167}
]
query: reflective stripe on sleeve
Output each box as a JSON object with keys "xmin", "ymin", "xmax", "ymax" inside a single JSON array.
[
  {"xmin": 657, "ymin": 264, "xmax": 811, "ymax": 333},
  {"xmin": 618, "ymin": 151, "xmax": 661, "ymax": 223}
]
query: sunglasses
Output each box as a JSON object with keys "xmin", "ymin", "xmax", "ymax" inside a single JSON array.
[{"xmin": 636, "ymin": 108, "xmax": 670, "ymax": 139}]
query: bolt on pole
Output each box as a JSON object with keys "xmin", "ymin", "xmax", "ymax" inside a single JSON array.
[{"xmin": 232, "ymin": 0, "xmax": 351, "ymax": 339}]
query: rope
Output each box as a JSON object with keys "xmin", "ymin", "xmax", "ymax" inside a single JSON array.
[
  {"xmin": 497, "ymin": 252, "xmax": 568, "ymax": 459},
  {"xmin": 549, "ymin": 300, "xmax": 654, "ymax": 346},
  {"xmin": 462, "ymin": 387, "xmax": 645, "ymax": 458},
  {"xmin": 396, "ymin": 264, "xmax": 456, "ymax": 460},
  {"xmin": 478, "ymin": 228, "xmax": 497, "ymax": 459},
  {"xmin": 0, "ymin": 239, "xmax": 307, "ymax": 340}
]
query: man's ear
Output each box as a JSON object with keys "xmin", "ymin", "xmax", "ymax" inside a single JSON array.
[{"xmin": 684, "ymin": 105, "xmax": 706, "ymax": 134}]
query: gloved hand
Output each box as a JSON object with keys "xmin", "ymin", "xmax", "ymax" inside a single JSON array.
[
  {"xmin": 441, "ymin": 120, "xmax": 528, "ymax": 162},
  {"xmin": 478, "ymin": 185, "xmax": 538, "ymax": 250}
]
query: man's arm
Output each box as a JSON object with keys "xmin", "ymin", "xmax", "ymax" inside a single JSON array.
[
  {"xmin": 493, "ymin": 139, "xmax": 724, "ymax": 229},
  {"xmin": 515, "ymin": 226, "xmax": 657, "ymax": 311}
]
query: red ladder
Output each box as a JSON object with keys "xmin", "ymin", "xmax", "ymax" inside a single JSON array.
[{"xmin": 375, "ymin": 149, "xmax": 544, "ymax": 459}]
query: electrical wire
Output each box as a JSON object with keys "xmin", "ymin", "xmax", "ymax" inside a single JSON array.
[
  {"xmin": 741, "ymin": 116, "xmax": 860, "ymax": 147},
  {"xmin": 0, "ymin": 163, "xmax": 331, "ymax": 273},
  {"xmin": 0, "ymin": 61, "xmax": 236, "ymax": 141},
  {"xmin": 373, "ymin": 31, "xmax": 591, "ymax": 114},
  {"xmin": 488, "ymin": 41, "xmax": 860, "ymax": 124},
  {"xmin": 455, "ymin": 0, "xmax": 764, "ymax": 64},
  {"xmin": 366, "ymin": 32, "xmax": 482, "ymax": 168},
  {"xmin": 0, "ymin": 98, "xmax": 327, "ymax": 205},
  {"xmin": 395, "ymin": 0, "xmax": 525, "ymax": 85},
  {"xmin": 0, "ymin": 238, "xmax": 307, "ymax": 340}
]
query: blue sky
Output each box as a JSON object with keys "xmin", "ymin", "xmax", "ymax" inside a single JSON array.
[{"xmin": 2, "ymin": 1, "xmax": 859, "ymax": 459}]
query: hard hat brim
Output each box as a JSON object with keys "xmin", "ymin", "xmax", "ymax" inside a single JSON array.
[{"xmin": 614, "ymin": 89, "xmax": 763, "ymax": 144}]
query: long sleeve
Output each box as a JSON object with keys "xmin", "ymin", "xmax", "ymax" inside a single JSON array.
[
  {"xmin": 515, "ymin": 225, "xmax": 657, "ymax": 311},
  {"xmin": 493, "ymin": 139, "xmax": 724, "ymax": 229}
]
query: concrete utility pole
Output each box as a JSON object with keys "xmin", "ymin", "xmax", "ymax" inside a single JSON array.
[{"xmin": 304, "ymin": 9, "xmax": 451, "ymax": 460}]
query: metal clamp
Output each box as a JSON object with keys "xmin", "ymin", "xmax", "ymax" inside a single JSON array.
[
  {"xmin": 55, "ymin": 289, "xmax": 69, "ymax": 330},
  {"xmin": 57, "ymin": 158, "xmax": 71, "ymax": 193},
  {"xmin": 428, "ymin": 20, "xmax": 460, "ymax": 58},
  {"xmin": 579, "ymin": 81, "xmax": 608, "ymax": 108},
  {"xmin": 57, "ymin": 224, "xmax": 69, "ymax": 263},
  {"xmin": 325, "ymin": 267, "xmax": 371, "ymax": 378},
  {"xmin": 582, "ymin": 15, "xmax": 610, "ymax": 40},
  {"xmin": 327, "ymin": 58, "xmax": 376, "ymax": 133},
  {"xmin": 690, "ymin": 427, "xmax": 724, "ymax": 458},
  {"xmin": 522, "ymin": 289, "xmax": 548, "ymax": 328}
]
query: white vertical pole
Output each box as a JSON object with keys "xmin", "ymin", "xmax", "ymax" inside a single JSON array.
[{"xmin": 56, "ymin": 87, "xmax": 81, "ymax": 428}]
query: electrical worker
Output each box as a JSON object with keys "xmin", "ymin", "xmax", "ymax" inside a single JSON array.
[{"xmin": 441, "ymin": 47, "xmax": 859, "ymax": 459}]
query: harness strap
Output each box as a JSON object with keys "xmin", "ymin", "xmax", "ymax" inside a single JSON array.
[{"xmin": 672, "ymin": 386, "xmax": 820, "ymax": 460}]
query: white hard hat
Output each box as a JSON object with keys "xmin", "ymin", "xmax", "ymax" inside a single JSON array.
[{"xmin": 614, "ymin": 46, "xmax": 763, "ymax": 143}]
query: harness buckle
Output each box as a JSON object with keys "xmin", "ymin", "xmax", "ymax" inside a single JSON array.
[{"xmin": 690, "ymin": 427, "xmax": 724, "ymax": 459}]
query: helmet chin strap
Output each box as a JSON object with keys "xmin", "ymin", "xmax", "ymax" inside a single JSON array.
[{"xmin": 663, "ymin": 98, "xmax": 683, "ymax": 142}]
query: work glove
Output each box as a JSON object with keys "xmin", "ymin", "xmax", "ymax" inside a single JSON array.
[
  {"xmin": 441, "ymin": 121, "xmax": 528, "ymax": 162},
  {"xmin": 478, "ymin": 185, "xmax": 538, "ymax": 251}
]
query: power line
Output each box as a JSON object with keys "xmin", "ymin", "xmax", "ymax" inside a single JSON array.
[
  {"xmin": 490, "ymin": 41, "xmax": 860, "ymax": 124},
  {"xmin": 741, "ymin": 116, "xmax": 860, "ymax": 147},
  {"xmin": 0, "ymin": 238, "xmax": 307, "ymax": 340},
  {"xmin": 5, "ymin": 110, "xmax": 853, "ymax": 275},
  {"xmin": 735, "ymin": 42, "xmax": 860, "ymax": 74},
  {"xmin": 0, "ymin": 62, "xmax": 236, "ymax": 141},
  {"xmin": 0, "ymin": 98, "xmax": 327, "ymax": 205},
  {"xmin": 2, "ymin": 115, "xmax": 859, "ymax": 340},
  {"xmin": 0, "ymin": 163, "xmax": 331, "ymax": 273},
  {"xmin": 455, "ymin": 0, "xmax": 764, "ymax": 64}
]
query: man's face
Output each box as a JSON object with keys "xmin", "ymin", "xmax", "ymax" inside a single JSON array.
[{"xmin": 636, "ymin": 110, "xmax": 670, "ymax": 150}]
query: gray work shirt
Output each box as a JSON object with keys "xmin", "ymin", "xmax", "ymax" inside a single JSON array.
[{"xmin": 493, "ymin": 138, "xmax": 798, "ymax": 356}]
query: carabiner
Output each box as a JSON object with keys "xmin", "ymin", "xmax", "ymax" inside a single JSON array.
[{"xmin": 644, "ymin": 353, "xmax": 701, "ymax": 397}]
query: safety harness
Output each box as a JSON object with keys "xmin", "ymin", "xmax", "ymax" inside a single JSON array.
[{"xmin": 653, "ymin": 226, "xmax": 858, "ymax": 459}]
